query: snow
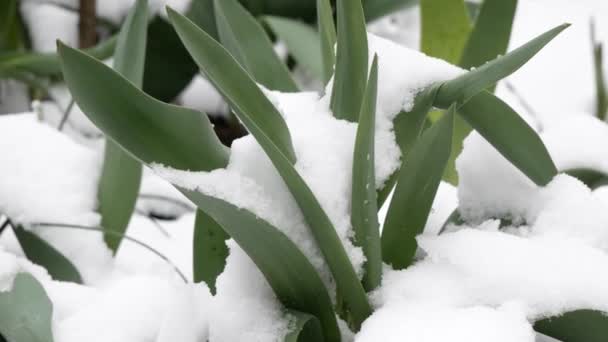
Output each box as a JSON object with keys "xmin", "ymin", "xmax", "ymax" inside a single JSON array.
[
  {"xmin": 20, "ymin": 1, "xmax": 79, "ymax": 52},
  {"xmin": 177, "ymin": 75, "xmax": 229, "ymax": 117}
]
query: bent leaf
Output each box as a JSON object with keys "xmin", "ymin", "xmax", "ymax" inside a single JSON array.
[
  {"xmin": 167, "ymin": 8, "xmax": 297, "ymax": 163},
  {"xmin": 264, "ymin": 16, "xmax": 324, "ymax": 81},
  {"xmin": 382, "ymin": 106, "xmax": 454, "ymax": 269},
  {"xmin": 58, "ymin": 42, "xmax": 229, "ymax": 171},
  {"xmin": 457, "ymin": 91, "xmax": 557, "ymax": 186},
  {"xmin": 183, "ymin": 191, "xmax": 341, "ymax": 342},
  {"xmin": 285, "ymin": 310, "xmax": 324, "ymax": 342},
  {"xmin": 331, "ymin": 0, "xmax": 368, "ymax": 122},
  {"xmin": 99, "ymin": 0, "xmax": 147, "ymax": 253},
  {"xmin": 534, "ymin": 310, "xmax": 608, "ymax": 342},
  {"xmin": 214, "ymin": 0, "xmax": 298, "ymax": 92},
  {"xmin": 0, "ymin": 273, "xmax": 54, "ymax": 342},
  {"xmin": 351, "ymin": 56, "xmax": 381, "ymax": 291},
  {"xmin": 13, "ymin": 226, "xmax": 82, "ymax": 283},
  {"xmin": 193, "ymin": 209, "xmax": 229, "ymax": 294}
]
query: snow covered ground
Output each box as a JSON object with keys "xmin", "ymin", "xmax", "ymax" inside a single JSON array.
[{"xmin": 2, "ymin": 0, "xmax": 608, "ymax": 341}]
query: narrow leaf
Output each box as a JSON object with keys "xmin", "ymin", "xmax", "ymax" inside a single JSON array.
[
  {"xmin": 420, "ymin": 0, "xmax": 471, "ymax": 64},
  {"xmin": 168, "ymin": 8, "xmax": 372, "ymax": 327},
  {"xmin": 0, "ymin": 273, "xmax": 54, "ymax": 342},
  {"xmin": 183, "ymin": 191, "xmax": 341, "ymax": 342},
  {"xmin": 331, "ymin": 0, "xmax": 369, "ymax": 122},
  {"xmin": 214, "ymin": 0, "xmax": 298, "ymax": 92},
  {"xmin": 99, "ymin": 0, "xmax": 147, "ymax": 253},
  {"xmin": 591, "ymin": 20, "xmax": 608, "ymax": 121},
  {"xmin": 13, "ymin": 226, "xmax": 82, "ymax": 284},
  {"xmin": 193, "ymin": 209, "xmax": 229, "ymax": 294},
  {"xmin": 382, "ymin": 105, "xmax": 455, "ymax": 269},
  {"xmin": 264, "ymin": 16, "xmax": 324, "ymax": 81},
  {"xmin": 564, "ymin": 168, "xmax": 608, "ymax": 189},
  {"xmin": 351, "ymin": 56, "xmax": 381, "ymax": 291},
  {"xmin": 457, "ymin": 91, "xmax": 557, "ymax": 186},
  {"xmin": 58, "ymin": 42, "xmax": 229, "ymax": 171},
  {"xmin": 534, "ymin": 310, "xmax": 608, "ymax": 342},
  {"xmin": 316, "ymin": 0, "xmax": 336, "ymax": 84},
  {"xmin": 435, "ymin": 24, "xmax": 570, "ymax": 107},
  {"xmin": 167, "ymin": 8, "xmax": 297, "ymax": 163}
]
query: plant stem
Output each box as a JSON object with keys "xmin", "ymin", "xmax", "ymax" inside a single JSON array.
[{"xmin": 79, "ymin": 0, "xmax": 97, "ymax": 48}]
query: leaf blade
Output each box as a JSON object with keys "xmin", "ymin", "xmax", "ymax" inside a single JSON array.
[
  {"xmin": 534, "ymin": 310, "xmax": 608, "ymax": 342},
  {"xmin": 316, "ymin": 0, "xmax": 336, "ymax": 84},
  {"xmin": 420, "ymin": 0, "xmax": 471, "ymax": 64},
  {"xmin": 193, "ymin": 209, "xmax": 229, "ymax": 294}
]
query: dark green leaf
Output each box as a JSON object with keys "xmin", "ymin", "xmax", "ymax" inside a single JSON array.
[
  {"xmin": 193, "ymin": 209, "xmax": 229, "ymax": 294},
  {"xmin": 565, "ymin": 168, "xmax": 608, "ymax": 189},
  {"xmin": 435, "ymin": 24, "xmax": 570, "ymax": 107},
  {"xmin": 363, "ymin": 0, "xmax": 417, "ymax": 22},
  {"xmin": 534, "ymin": 310, "xmax": 608, "ymax": 342},
  {"xmin": 167, "ymin": 8, "xmax": 297, "ymax": 163},
  {"xmin": 591, "ymin": 21, "xmax": 607, "ymax": 121},
  {"xmin": 382, "ymin": 106, "xmax": 454, "ymax": 269},
  {"xmin": 316, "ymin": 0, "xmax": 336, "ymax": 84},
  {"xmin": 99, "ymin": 0, "xmax": 147, "ymax": 253},
  {"xmin": 331, "ymin": 0, "xmax": 369, "ymax": 122},
  {"xmin": 420, "ymin": 0, "xmax": 471, "ymax": 64},
  {"xmin": 351, "ymin": 56, "xmax": 381, "ymax": 291},
  {"xmin": 183, "ymin": 191, "xmax": 341, "ymax": 342},
  {"xmin": 168, "ymin": 8, "xmax": 372, "ymax": 327},
  {"xmin": 214, "ymin": 0, "xmax": 298, "ymax": 92},
  {"xmin": 284, "ymin": 310, "xmax": 324, "ymax": 342},
  {"xmin": 13, "ymin": 226, "xmax": 82, "ymax": 284},
  {"xmin": 58, "ymin": 42, "xmax": 229, "ymax": 172},
  {"xmin": 457, "ymin": 91, "xmax": 557, "ymax": 186},
  {"xmin": 0, "ymin": 273, "xmax": 54, "ymax": 342},
  {"xmin": 264, "ymin": 16, "xmax": 324, "ymax": 81}
]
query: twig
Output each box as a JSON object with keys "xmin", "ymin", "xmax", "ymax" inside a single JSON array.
[
  {"xmin": 58, "ymin": 99, "xmax": 75, "ymax": 131},
  {"xmin": 30, "ymin": 221, "xmax": 188, "ymax": 283},
  {"xmin": 79, "ymin": 0, "xmax": 97, "ymax": 48}
]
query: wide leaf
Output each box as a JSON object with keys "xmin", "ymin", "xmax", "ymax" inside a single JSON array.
[
  {"xmin": 0, "ymin": 273, "xmax": 54, "ymax": 342},
  {"xmin": 534, "ymin": 310, "xmax": 608, "ymax": 342},
  {"xmin": 351, "ymin": 56, "xmax": 381, "ymax": 291},
  {"xmin": 285, "ymin": 310, "xmax": 324, "ymax": 342},
  {"xmin": 382, "ymin": 106, "xmax": 454, "ymax": 269},
  {"xmin": 58, "ymin": 42, "xmax": 229, "ymax": 171},
  {"xmin": 214, "ymin": 0, "xmax": 298, "ymax": 92},
  {"xmin": 330, "ymin": 0, "xmax": 368, "ymax": 122},
  {"xmin": 420, "ymin": 0, "xmax": 471, "ymax": 64},
  {"xmin": 99, "ymin": 0, "xmax": 147, "ymax": 253}
]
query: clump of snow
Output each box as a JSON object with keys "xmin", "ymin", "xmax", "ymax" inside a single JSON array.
[
  {"xmin": 20, "ymin": 1, "xmax": 79, "ymax": 52},
  {"xmin": 177, "ymin": 75, "xmax": 229, "ymax": 118},
  {"xmin": 357, "ymin": 302, "xmax": 535, "ymax": 342},
  {"xmin": 367, "ymin": 5, "xmax": 421, "ymax": 50}
]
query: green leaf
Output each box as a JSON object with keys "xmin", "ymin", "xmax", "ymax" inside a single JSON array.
[
  {"xmin": 0, "ymin": 0, "xmax": 25, "ymax": 52},
  {"xmin": 459, "ymin": 0, "xmax": 518, "ymax": 71},
  {"xmin": 442, "ymin": 0, "xmax": 518, "ymax": 184},
  {"xmin": 168, "ymin": 8, "xmax": 372, "ymax": 327},
  {"xmin": 214, "ymin": 0, "xmax": 298, "ymax": 92},
  {"xmin": 591, "ymin": 20, "xmax": 608, "ymax": 121},
  {"xmin": 381, "ymin": 105, "xmax": 454, "ymax": 269},
  {"xmin": 13, "ymin": 226, "xmax": 82, "ymax": 284},
  {"xmin": 58, "ymin": 42, "xmax": 229, "ymax": 172},
  {"xmin": 264, "ymin": 16, "xmax": 324, "ymax": 81},
  {"xmin": 183, "ymin": 191, "xmax": 341, "ymax": 342},
  {"xmin": 316, "ymin": 0, "xmax": 336, "ymax": 84},
  {"xmin": 99, "ymin": 0, "xmax": 147, "ymax": 253},
  {"xmin": 534, "ymin": 310, "xmax": 608, "ymax": 342},
  {"xmin": 420, "ymin": 0, "xmax": 471, "ymax": 64},
  {"xmin": 0, "ymin": 273, "xmax": 54, "ymax": 342},
  {"xmin": 457, "ymin": 91, "xmax": 557, "ymax": 186},
  {"xmin": 351, "ymin": 56, "xmax": 381, "ymax": 291},
  {"xmin": 564, "ymin": 168, "xmax": 608, "ymax": 189},
  {"xmin": 362, "ymin": 0, "xmax": 417, "ymax": 22},
  {"xmin": 435, "ymin": 24, "xmax": 570, "ymax": 107},
  {"xmin": 167, "ymin": 8, "xmax": 297, "ymax": 163},
  {"xmin": 0, "ymin": 35, "xmax": 117, "ymax": 77},
  {"xmin": 193, "ymin": 209, "xmax": 229, "ymax": 294},
  {"xmin": 331, "ymin": 0, "xmax": 369, "ymax": 122},
  {"xmin": 284, "ymin": 310, "xmax": 324, "ymax": 342}
]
